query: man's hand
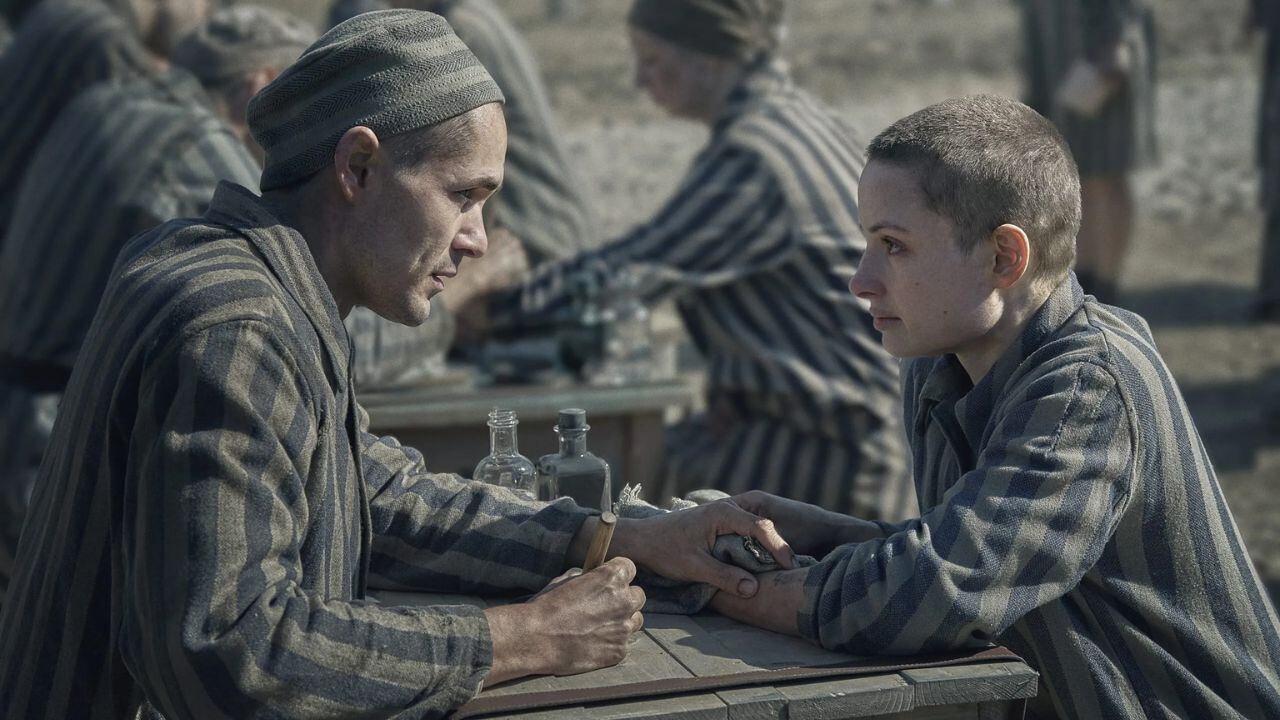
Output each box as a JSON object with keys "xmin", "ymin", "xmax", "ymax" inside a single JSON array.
[
  {"xmin": 729, "ymin": 490, "xmax": 885, "ymax": 557},
  {"xmin": 604, "ymin": 501, "xmax": 797, "ymax": 599},
  {"xmin": 485, "ymin": 557, "xmax": 644, "ymax": 685}
]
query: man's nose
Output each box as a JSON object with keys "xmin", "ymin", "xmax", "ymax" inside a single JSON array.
[{"xmin": 455, "ymin": 215, "xmax": 488, "ymax": 258}]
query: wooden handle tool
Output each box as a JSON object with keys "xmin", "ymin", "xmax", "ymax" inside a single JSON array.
[{"xmin": 583, "ymin": 510, "xmax": 617, "ymax": 571}]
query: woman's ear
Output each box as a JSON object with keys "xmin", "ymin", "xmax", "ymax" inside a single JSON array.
[{"xmin": 990, "ymin": 223, "xmax": 1031, "ymax": 289}]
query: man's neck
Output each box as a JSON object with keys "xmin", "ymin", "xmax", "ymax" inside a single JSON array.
[{"xmin": 262, "ymin": 186, "xmax": 356, "ymax": 318}]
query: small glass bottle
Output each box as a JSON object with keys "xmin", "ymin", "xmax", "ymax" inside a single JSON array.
[
  {"xmin": 473, "ymin": 408, "xmax": 537, "ymax": 497},
  {"xmin": 537, "ymin": 408, "xmax": 612, "ymax": 510},
  {"xmin": 597, "ymin": 268, "xmax": 652, "ymax": 385}
]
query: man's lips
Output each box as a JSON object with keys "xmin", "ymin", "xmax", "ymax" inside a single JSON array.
[
  {"xmin": 871, "ymin": 314, "xmax": 899, "ymax": 329},
  {"xmin": 429, "ymin": 271, "xmax": 456, "ymax": 291}
]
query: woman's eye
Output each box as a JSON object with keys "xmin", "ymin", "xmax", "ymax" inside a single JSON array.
[{"xmin": 883, "ymin": 238, "xmax": 902, "ymax": 254}]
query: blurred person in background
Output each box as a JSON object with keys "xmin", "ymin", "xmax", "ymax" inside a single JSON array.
[
  {"xmin": 1248, "ymin": 0, "xmax": 1280, "ymax": 321},
  {"xmin": 0, "ymin": 0, "xmax": 212, "ymax": 241},
  {"xmin": 0, "ymin": 4, "xmax": 313, "ymax": 605},
  {"xmin": 328, "ymin": 0, "xmax": 389, "ymax": 28},
  {"xmin": 485, "ymin": 0, "xmax": 915, "ymax": 522},
  {"xmin": 1020, "ymin": 0, "xmax": 1157, "ymax": 304}
]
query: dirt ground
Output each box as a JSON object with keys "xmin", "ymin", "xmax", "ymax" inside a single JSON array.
[{"xmin": 283, "ymin": 0, "xmax": 1280, "ymax": 598}]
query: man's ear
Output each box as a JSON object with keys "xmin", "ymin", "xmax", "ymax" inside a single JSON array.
[
  {"xmin": 990, "ymin": 223, "xmax": 1031, "ymax": 289},
  {"xmin": 333, "ymin": 126, "xmax": 383, "ymax": 203}
]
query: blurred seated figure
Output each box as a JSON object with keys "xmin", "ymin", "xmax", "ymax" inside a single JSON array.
[
  {"xmin": 0, "ymin": 0, "xmax": 162, "ymax": 241},
  {"xmin": 327, "ymin": 0, "xmax": 390, "ymax": 29},
  {"xmin": 0, "ymin": 3, "xmax": 314, "ymax": 604},
  {"xmin": 485, "ymin": 0, "xmax": 915, "ymax": 522}
]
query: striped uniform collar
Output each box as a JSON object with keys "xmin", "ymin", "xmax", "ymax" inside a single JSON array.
[
  {"xmin": 203, "ymin": 181, "xmax": 352, "ymax": 384},
  {"xmin": 918, "ymin": 274, "xmax": 1088, "ymax": 451},
  {"xmin": 711, "ymin": 56, "xmax": 793, "ymax": 135}
]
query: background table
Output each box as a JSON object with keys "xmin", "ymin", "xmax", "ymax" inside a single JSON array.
[
  {"xmin": 360, "ymin": 377, "xmax": 698, "ymax": 490},
  {"xmin": 376, "ymin": 591, "xmax": 1039, "ymax": 719}
]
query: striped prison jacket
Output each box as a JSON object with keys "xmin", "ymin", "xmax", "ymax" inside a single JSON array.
[
  {"xmin": 800, "ymin": 275, "xmax": 1280, "ymax": 719},
  {"xmin": 491, "ymin": 58, "xmax": 913, "ymax": 520},
  {"xmin": 0, "ymin": 72, "xmax": 260, "ymax": 602},
  {"xmin": 0, "ymin": 0, "xmax": 152, "ymax": 240},
  {"xmin": 436, "ymin": 0, "xmax": 598, "ymax": 263},
  {"xmin": 0, "ymin": 183, "xmax": 602, "ymax": 719}
]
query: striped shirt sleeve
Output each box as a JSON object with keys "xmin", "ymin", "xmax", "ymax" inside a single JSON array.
[
  {"xmin": 123, "ymin": 319, "xmax": 492, "ymax": 719},
  {"xmin": 492, "ymin": 146, "xmax": 793, "ymax": 326},
  {"xmin": 357, "ymin": 410, "xmax": 592, "ymax": 596},
  {"xmin": 800, "ymin": 360, "xmax": 1134, "ymax": 654}
]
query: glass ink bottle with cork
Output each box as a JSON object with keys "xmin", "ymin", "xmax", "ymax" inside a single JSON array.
[
  {"xmin": 537, "ymin": 408, "xmax": 612, "ymax": 510},
  {"xmin": 473, "ymin": 408, "xmax": 537, "ymax": 497}
]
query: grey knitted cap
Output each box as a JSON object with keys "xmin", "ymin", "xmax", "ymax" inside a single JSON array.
[
  {"xmin": 248, "ymin": 9, "xmax": 505, "ymax": 191},
  {"xmin": 173, "ymin": 5, "xmax": 318, "ymax": 86}
]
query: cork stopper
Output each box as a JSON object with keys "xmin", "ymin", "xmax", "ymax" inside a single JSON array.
[{"xmin": 557, "ymin": 408, "xmax": 588, "ymax": 431}]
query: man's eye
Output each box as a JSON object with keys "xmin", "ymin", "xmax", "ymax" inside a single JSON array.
[
  {"xmin": 455, "ymin": 189, "xmax": 475, "ymax": 203},
  {"xmin": 882, "ymin": 237, "xmax": 903, "ymax": 254}
]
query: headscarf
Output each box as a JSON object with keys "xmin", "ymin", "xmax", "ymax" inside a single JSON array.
[{"xmin": 627, "ymin": 0, "xmax": 785, "ymax": 61}]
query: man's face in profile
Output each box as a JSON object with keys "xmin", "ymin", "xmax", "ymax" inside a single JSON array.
[{"xmin": 348, "ymin": 104, "xmax": 508, "ymax": 327}]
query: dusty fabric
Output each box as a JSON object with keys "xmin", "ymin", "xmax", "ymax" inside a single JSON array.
[
  {"xmin": 247, "ymin": 8, "xmax": 504, "ymax": 190},
  {"xmin": 0, "ymin": 0, "xmax": 153, "ymax": 241},
  {"xmin": 627, "ymin": 0, "xmax": 784, "ymax": 60},
  {"xmin": 171, "ymin": 5, "xmax": 317, "ymax": 86}
]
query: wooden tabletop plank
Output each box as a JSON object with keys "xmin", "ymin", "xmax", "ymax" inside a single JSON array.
[
  {"xmin": 900, "ymin": 661, "xmax": 1038, "ymax": 709},
  {"xmin": 645, "ymin": 613, "xmax": 854, "ymax": 677},
  {"xmin": 480, "ymin": 693, "xmax": 727, "ymax": 720},
  {"xmin": 778, "ymin": 673, "xmax": 913, "ymax": 719},
  {"xmin": 714, "ymin": 686, "xmax": 789, "ymax": 720}
]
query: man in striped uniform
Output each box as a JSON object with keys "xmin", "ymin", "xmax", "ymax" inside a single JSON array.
[
  {"xmin": 0, "ymin": 6, "xmax": 314, "ymax": 605},
  {"xmin": 1019, "ymin": 0, "xmax": 1157, "ymax": 305},
  {"xmin": 0, "ymin": 11, "xmax": 796, "ymax": 717},
  {"xmin": 488, "ymin": 0, "xmax": 914, "ymax": 522},
  {"xmin": 711, "ymin": 95, "xmax": 1280, "ymax": 719},
  {"xmin": 0, "ymin": 0, "xmax": 209, "ymax": 240}
]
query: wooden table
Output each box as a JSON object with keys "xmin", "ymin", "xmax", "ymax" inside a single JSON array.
[
  {"xmin": 360, "ymin": 377, "xmax": 698, "ymax": 490},
  {"xmin": 376, "ymin": 591, "xmax": 1039, "ymax": 719}
]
